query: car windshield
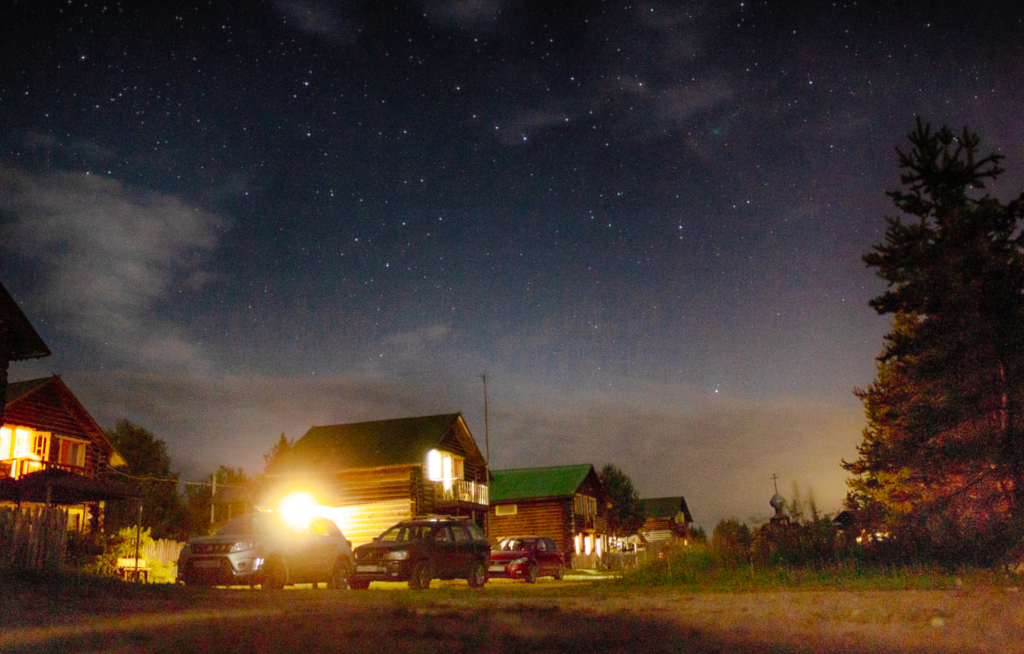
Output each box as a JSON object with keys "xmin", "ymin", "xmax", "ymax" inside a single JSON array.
[
  {"xmin": 498, "ymin": 538, "xmax": 535, "ymax": 551},
  {"xmin": 378, "ymin": 523, "xmax": 438, "ymax": 542}
]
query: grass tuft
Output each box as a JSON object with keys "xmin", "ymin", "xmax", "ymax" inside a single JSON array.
[{"xmin": 613, "ymin": 544, "xmax": 1014, "ymax": 592}]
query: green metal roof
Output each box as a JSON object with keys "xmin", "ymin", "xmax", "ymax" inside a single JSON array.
[
  {"xmin": 489, "ymin": 464, "xmax": 595, "ymax": 502},
  {"xmin": 291, "ymin": 413, "xmax": 468, "ymax": 471}
]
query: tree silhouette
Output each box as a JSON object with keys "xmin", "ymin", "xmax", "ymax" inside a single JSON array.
[{"xmin": 844, "ymin": 118, "xmax": 1024, "ymax": 562}]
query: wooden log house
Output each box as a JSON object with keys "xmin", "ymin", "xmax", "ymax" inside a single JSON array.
[
  {"xmin": 639, "ymin": 496, "xmax": 694, "ymax": 544},
  {"xmin": 487, "ymin": 464, "xmax": 610, "ymax": 568},
  {"xmin": 265, "ymin": 413, "xmax": 489, "ymax": 546},
  {"xmin": 1, "ymin": 376, "xmax": 128, "ymax": 531}
]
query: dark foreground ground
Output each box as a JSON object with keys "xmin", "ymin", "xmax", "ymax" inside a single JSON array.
[{"xmin": 2, "ymin": 576, "xmax": 1023, "ymax": 653}]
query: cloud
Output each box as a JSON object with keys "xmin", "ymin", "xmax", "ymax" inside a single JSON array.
[
  {"xmin": 656, "ymin": 80, "xmax": 734, "ymax": 125},
  {"xmin": 64, "ymin": 371, "xmax": 465, "ymax": 479},
  {"xmin": 64, "ymin": 367, "xmax": 863, "ymax": 532},
  {"xmin": 0, "ymin": 168, "xmax": 223, "ymax": 373},
  {"xmin": 272, "ymin": 0, "xmax": 352, "ymax": 44},
  {"xmin": 384, "ymin": 324, "xmax": 452, "ymax": 350},
  {"xmin": 15, "ymin": 131, "xmax": 116, "ymax": 162},
  {"xmin": 424, "ymin": 0, "xmax": 505, "ymax": 30},
  {"xmin": 489, "ymin": 382, "xmax": 864, "ymax": 529}
]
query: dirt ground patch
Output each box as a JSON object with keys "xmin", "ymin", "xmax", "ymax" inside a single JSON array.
[{"xmin": 2, "ymin": 578, "xmax": 1023, "ymax": 653}]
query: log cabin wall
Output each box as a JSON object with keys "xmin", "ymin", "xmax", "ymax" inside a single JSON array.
[
  {"xmin": 411, "ymin": 465, "xmax": 432, "ymax": 516},
  {"xmin": 3, "ymin": 384, "xmax": 105, "ymax": 477},
  {"xmin": 576, "ymin": 472, "xmax": 608, "ymax": 520},
  {"xmin": 321, "ymin": 464, "xmax": 419, "ymax": 546},
  {"xmin": 488, "ymin": 497, "xmax": 574, "ymax": 556},
  {"xmin": 436, "ymin": 425, "xmax": 486, "ymax": 482}
]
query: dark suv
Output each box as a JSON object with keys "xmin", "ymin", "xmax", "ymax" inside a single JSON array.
[{"xmin": 350, "ymin": 516, "xmax": 490, "ymax": 589}]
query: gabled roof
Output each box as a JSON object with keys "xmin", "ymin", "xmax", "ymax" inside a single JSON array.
[
  {"xmin": 290, "ymin": 413, "xmax": 482, "ymax": 471},
  {"xmin": 3, "ymin": 375, "xmax": 126, "ymax": 468},
  {"xmin": 642, "ymin": 496, "xmax": 693, "ymax": 524},
  {"xmin": 0, "ymin": 281, "xmax": 50, "ymax": 361},
  {"xmin": 490, "ymin": 464, "xmax": 596, "ymax": 502},
  {"xmin": 4, "ymin": 378, "xmax": 52, "ymax": 404}
]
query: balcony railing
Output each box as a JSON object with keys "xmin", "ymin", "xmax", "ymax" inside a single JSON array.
[
  {"xmin": 0, "ymin": 458, "xmax": 87, "ymax": 479},
  {"xmin": 430, "ymin": 479, "xmax": 489, "ymax": 506},
  {"xmin": 575, "ymin": 515, "xmax": 607, "ymax": 533}
]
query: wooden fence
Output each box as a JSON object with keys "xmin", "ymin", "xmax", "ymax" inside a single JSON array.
[
  {"xmin": 0, "ymin": 506, "xmax": 68, "ymax": 573},
  {"xmin": 570, "ymin": 540, "xmax": 672, "ymax": 572},
  {"xmin": 143, "ymin": 539, "xmax": 185, "ymax": 568}
]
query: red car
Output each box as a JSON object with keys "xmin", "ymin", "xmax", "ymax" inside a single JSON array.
[{"xmin": 487, "ymin": 536, "xmax": 566, "ymax": 583}]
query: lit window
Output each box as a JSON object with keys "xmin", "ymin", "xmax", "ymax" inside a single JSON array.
[
  {"xmin": 14, "ymin": 429, "xmax": 30, "ymax": 459},
  {"xmin": 0, "ymin": 428, "xmax": 11, "ymax": 459},
  {"xmin": 59, "ymin": 438, "xmax": 87, "ymax": 467},
  {"xmin": 33, "ymin": 432, "xmax": 49, "ymax": 459},
  {"xmin": 442, "ymin": 454, "xmax": 453, "ymax": 490},
  {"xmin": 427, "ymin": 450, "xmax": 442, "ymax": 481}
]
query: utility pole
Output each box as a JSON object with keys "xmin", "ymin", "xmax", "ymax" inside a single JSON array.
[
  {"xmin": 211, "ymin": 473, "xmax": 216, "ymax": 525},
  {"xmin": 134, "ymin": 500, "xmax": 142, "ymax": 583},
  {"xmin": 480, "ymin": 373, "xmax": 490, "ymax": 465},
  {"xmin": 479, "ymin": 373, "xmax": 491, "ymax": 538}
]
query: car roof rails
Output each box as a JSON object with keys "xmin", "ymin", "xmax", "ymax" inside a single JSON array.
[{"xmin": 410, "ymin": 514, "xmax": 469, "ymax": 521}]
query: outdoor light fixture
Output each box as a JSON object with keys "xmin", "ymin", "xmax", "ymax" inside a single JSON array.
[{"xmin": 278, "ymin": 491, "xmax": 317, "ymax": 529}]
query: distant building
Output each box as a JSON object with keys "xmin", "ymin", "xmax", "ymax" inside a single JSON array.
[
  {"xmin": 488, "ymin": 464, "xmax": 610, "ymax": 567},
  {"xmin": 265, "ymin": 413, "xmax": 489, "ymax": 546},
  {"xmin": 639, "ymin": 496, "xmax": 693, "ymax": 544}
]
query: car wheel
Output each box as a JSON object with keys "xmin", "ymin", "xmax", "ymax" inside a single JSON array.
[
  {"xmin": 408, "ymin": 561, "xmax": 431, "ymax": 590},
  {"xmin": 349, "ymin": 579, "xmax": 370, "ymax": 590},
  {"xmin": 261, "ymin": 559, "xmax": 286, "ymax": 590},
  {"xmin": 554, "ymin": 563, "xmax": 565, "ymax": 581},
  {"xmin": 525, "ymin": 563, "xmax": 538, "ymax": 584},
  {"xmin": 328, "ymin": 558, "xmax": 352, "ymax": 589},
  {"xmin": 467, "ymin": 560, "xmax": 487, "ymax": 589}
]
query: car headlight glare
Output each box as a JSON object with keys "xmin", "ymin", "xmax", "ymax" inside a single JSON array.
[
  {"xmin": 229, "ymin": 540, "xmax": 258, "ymax": 553},
  {"xmin": 386, "ymin": 550, "xmax": 409, "ymax": 560},
  {"xmin": 511, "ymin": 557, "xmax": 528, "ymax": 566}
]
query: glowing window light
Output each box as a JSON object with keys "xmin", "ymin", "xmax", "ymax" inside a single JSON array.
[
  {"xmin": 596, "ymin": 537, "xmax": 603, "ymax": 557},
  {"xmin": 442, "ymin": 454, "xmax": 453, "ymax": 490},
  {"xmin": 14, "ymin": 429, "xmax": 31, "ymax": 459},
  {"xmin": 278, "ymin": 492, "xmax": 317, "ymax": 529},
  {"xmin": 0, "ymin": 428, "xmax": 11, "ymax": 459},
  {"xmin": 584, "ymin": 535, "xmax": 592, "ymax": 555},
  {"xmin": 574, "ymin": 534, "xmax": 581, "ymax": 554},
  {"xmin": 427, "ymin": 449, "xmax": 443, "ymax": 481}
]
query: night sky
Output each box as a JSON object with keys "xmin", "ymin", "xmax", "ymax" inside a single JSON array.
[{"xmin": 3, "ymin": 1, "xmax": 1023, "ymax": 529}]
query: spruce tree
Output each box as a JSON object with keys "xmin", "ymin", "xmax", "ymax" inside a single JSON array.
[{"xmin": 844, "ymin": 118, "xmax": 1024, "ymax": 562}]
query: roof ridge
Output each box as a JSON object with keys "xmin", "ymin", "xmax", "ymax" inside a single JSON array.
[
  {"xmin": 492, "ymin": 463, "xmax": 593, "ymax": 473},
  {"xmin": 308, "ymin": 412, "xmax": 460, "ymax": 430}
]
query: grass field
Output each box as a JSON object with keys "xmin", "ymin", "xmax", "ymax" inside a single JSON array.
[{"xmin": 3, "ymin": 569, "xmax": 1024, "ymax": 653}]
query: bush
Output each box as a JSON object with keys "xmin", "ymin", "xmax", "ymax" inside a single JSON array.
[{"xmin": 711, "ymin": 519, "xmax": 752, "ymax": 568}]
